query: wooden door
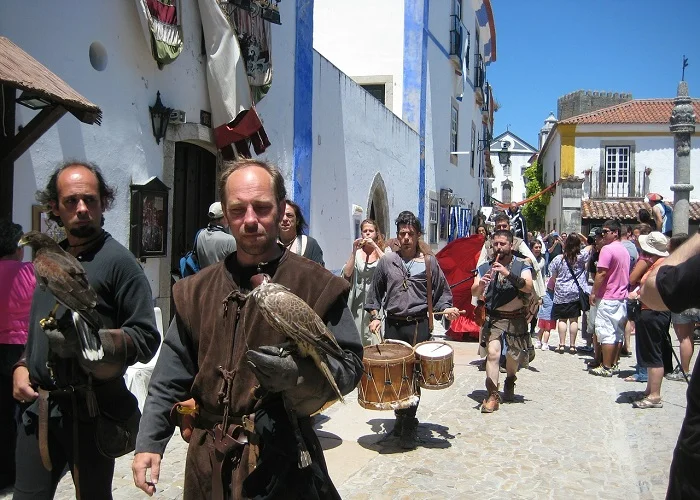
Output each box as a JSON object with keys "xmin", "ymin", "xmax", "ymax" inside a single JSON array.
[{"xmin": 170, "ymin": 142, "xmax": 217, "ymax": 274}]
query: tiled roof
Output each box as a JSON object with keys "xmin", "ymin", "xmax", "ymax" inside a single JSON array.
[
  {"xmin": 0, "ymin": 36, "xmax": 101, "ymax": 124},
  {"xmin": 582, "ymin": 199, "xmax": 700, "ymax": 220},
  {"xmin": 559, "ymin": 99, "xmax": 700, "ymax": 125}
]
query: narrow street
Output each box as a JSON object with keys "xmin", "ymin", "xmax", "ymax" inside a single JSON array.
[{"xmin": 5, "ymin": 326, "xmax": 687, "ymax": 500}]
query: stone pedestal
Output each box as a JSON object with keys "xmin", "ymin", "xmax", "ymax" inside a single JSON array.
[
  {"xmin": 670, "ymin": 81, "xmax": 695, "ymax": 235},
  {"xmin": 560, "ymin": 177, "xmax": 584, "ymax": 235}
]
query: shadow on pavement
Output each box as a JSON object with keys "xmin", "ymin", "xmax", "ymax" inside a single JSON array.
[
  {"xmin": 316, "ymin": 430, "xmax": 343, "ymax": 451},
  {"xmin": 466, "ymin": 389, "xmax": 529, "ymax": 407},
  {"xmin": 312, "ymin": 414, "xmax": 331, "ymax": 430},
  {"xmin": 356, "ymin": 419, "xmax": 453, "ymax": 454},
  {"xmin": 616, "ymin": 390, "xmax": 645, "ymax": 404}
]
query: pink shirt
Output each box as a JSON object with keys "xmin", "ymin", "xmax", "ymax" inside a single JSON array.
[
  {"xmin": 597, "ymin": 240, "xmax": 630, "ymax": 300},
  {"xmin": 0, "ymin": 260, "xmax": 36, "ymax": 344}
]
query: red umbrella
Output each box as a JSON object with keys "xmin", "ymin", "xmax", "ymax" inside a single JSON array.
[{"xmin": 435, "ymin": 235, "xmax": 484, "ymax": 341}]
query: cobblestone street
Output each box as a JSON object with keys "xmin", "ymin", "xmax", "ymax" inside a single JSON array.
[{"xmin": 2, "ymin": 330, "xmax": 692, "ymax": 499}]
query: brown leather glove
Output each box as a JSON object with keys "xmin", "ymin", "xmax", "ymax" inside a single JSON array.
[
  {"xmin": 78, "ymin": 329, "xmax": 136, "ymax": 381},
  {"xmin": 246, "ymin": 345, "xmax": 335, "ymax": 416}
]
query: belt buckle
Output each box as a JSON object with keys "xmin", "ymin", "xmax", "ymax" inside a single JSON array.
[{"xmin": 405, "ymin": 315, "xmax": 415, "ymax": 322}]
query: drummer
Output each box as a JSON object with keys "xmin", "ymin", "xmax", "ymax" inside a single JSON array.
[
  {"xmin": 471, "ymin": 229, "xmax": 533, "ymax": 413},
  {"xmin": 365, "ymin": 210, "xmax": 460, "ymax": 449}
]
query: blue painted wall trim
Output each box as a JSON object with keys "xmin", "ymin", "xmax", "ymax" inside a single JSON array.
[
  {"xmin": 293, "ymin": 0, "xmax": 314, "ymax": 225},
  {"xmin": 417, "ymin": 0, "xmax": 428, "ymax": 225},
  {"xmin": 402, "ymin": 0, "xmax": 429, "ymax": 225},
  {"xmin": 426, "ymin": 30, "xmax": 449, "ymax": 59},
  {"xmin": 426, "ymin": 28, "xmax": 474, "ymax": 96}
]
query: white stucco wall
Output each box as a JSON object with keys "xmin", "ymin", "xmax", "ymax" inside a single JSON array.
[
  {"xmin": 313, "ymin": 0, "xmax": 405, "ymax": 115},
  {"xmin": 542, "ymin": 133, "xmax": 561, "ymax": 231},
  {"xmin": 311, "ymin": 54, "xmax": 420, "ymax": 271},
  {"xmin": 574, "ymin": 132, "xmax": 700, "ymax": 201},
  {"xmin": 3, "ymin": 0, "xmax": 211, "ymax": 298},
  {"xmin": 313, "ymin": 0, "xmax": 491, "ymax": 249}
]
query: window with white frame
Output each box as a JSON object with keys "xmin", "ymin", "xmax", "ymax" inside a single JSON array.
[
  {"xmin": 605, "ymin": 146, "xmax": 631, "ymax": 197},
  {"xmin": 450, "ymin": 101, "xmax": 459, "ymax": 165},
  {"xmin": 429, "ymin": 195, "xmax": 438, "ymax": 244},
  {"xmin": 503, "ymin": 162, "xmax": 511, "ymax": 177},
  {"xmin": 470, "ymin": 123, "xmax": 476, "ymax": 175}
]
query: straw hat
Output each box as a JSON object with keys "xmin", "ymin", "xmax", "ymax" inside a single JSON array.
[{"xmin": 638, "ymin": 231, "xmax": 669, "ymax": 257}]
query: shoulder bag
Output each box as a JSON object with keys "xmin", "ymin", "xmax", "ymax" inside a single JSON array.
[{"xmin": 564, "ymin": 258, "xmax": 590, "ymax": 312}]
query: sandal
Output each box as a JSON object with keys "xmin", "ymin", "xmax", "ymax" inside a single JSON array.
[
  {"xmin": 556, "ymin": 345, "xmax": 565, "ymax": 353},
  {"xmin": 569, "ymin": 346, "xmax": 577, "ymax": 354},
  {"xmin": 632, "ymin": 397, "xmax": 663, "ymax": 409},
  {"xmin": 624, "ymin": 374, "xmax": 648, "ymax": 382}
]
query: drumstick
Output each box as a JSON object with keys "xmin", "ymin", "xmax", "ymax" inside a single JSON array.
[{"xmin": 433, "ymin": 310, "xmax": 467, "ymax": 317}]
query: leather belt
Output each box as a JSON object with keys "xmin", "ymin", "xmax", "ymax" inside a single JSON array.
[
  {"xmin": 386, "ymin": 314, "xmax": 427, "ymax": 323},
  {"xmin": 488, "ymin": 308, "xmax": 527, "ymax": 320}
]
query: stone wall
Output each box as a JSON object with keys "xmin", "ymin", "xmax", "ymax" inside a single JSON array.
[{"xmin": 557, "ymin": 90, "xmax": 633, "ymax": 120}]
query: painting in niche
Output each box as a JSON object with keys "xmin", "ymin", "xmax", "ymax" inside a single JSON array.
[
  {"xmin": 141, "ymin": 195, "xmax": 165, "ymax": 253},
  {"xmin": 32, "ymin": 205, "xmax": 66, "ymax": 242}
]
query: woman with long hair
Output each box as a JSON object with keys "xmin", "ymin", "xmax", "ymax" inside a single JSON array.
[
  {"xmin": 342, "ymin": 219, "xmax": 387, "ymax": 345},
  {"xmin": 549, "ymin": 233, "xmax": 592, "ymax": 353},
  {"xmin": 279, "ymin": 199, "xmax": 325, "ymax": 266},
  {"xmin": 529, "ymin": 240, "xmax": 546, "ymax": 342}
]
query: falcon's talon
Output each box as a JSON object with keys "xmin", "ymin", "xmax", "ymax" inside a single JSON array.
[{"xmin": 40, "ymin": 317, "xmax": 58, "ymax": 331}]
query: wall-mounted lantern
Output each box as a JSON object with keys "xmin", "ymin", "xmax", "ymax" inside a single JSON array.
[{"xmin": 149, "ymin": 91, "xmax": 172, "ymax": 144}]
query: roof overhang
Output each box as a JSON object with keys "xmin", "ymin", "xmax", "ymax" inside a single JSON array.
[
  {"xmin": 474, "ymin": 0, "xmax": 497, "ymax": 64},
  {"xmin": 0, "ymin": 36, "xmax": 102, "ymax": 166}
]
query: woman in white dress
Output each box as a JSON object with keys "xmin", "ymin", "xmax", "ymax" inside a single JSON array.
[{"xmin": 342, "ymin": 219, "xmax": 387, "ymax": 345}]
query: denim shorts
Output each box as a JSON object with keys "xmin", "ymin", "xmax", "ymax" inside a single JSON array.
[{"xmin": 671, "ymin": 308, "xmax": 700, "ymax": 325}]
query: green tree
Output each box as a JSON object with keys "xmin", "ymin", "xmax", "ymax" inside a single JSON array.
[{"xmin": 521, "ymin": 160, "xmax": 550, "ymax": 231}]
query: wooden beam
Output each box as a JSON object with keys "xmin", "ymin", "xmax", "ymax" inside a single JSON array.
[
  {"xmin": 0, "ymin": 85, "xmax": 16, "ymax": 220},
  {"xmin": 0, "ymin": 105, "xmax": 67, "ymax": 167}
]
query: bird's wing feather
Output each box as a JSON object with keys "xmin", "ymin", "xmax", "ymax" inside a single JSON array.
[
  {"xmin": 72, "ymin": 312, "xmax": 104, "ymax": 361},
  {"xmin": 258, "ymin": 289, "xmax": 345, "ymax": 360},
  {"xmin": 34, "ymin": 249, "xmax": 102, "ymax": 330}
]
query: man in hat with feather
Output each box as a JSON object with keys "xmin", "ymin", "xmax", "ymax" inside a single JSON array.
[{"xmin": 12, "ymin": 161, "xmax": 160, "ymax": 499}]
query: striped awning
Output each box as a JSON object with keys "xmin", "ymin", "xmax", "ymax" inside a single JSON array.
[{"xmin": 473, "ymin": 0, "xmax": 497, "ymax": 64}]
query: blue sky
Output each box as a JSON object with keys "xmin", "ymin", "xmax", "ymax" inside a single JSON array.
[{"xmin": 487, "ymin": 0, "xmax": 700, "ymax": 148}]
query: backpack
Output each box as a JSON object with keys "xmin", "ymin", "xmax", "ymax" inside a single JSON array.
[{"xmin": 179, "ymin": 229, "xmax": 204, "ymax": 277}]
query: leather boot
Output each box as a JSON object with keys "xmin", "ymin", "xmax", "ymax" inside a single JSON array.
[
  {"xmin": 392, "ymin": 413, "xmax": 405, "ymax": 437},
  {"xmin": 481, "ymin": 378, "xmax": 500, "ymax": 413},
  {"xmin": 503, "ymin": 375, "xmax": 517, "ymax": 402},
  {"xmin": 399, "ymin": 418, "xmax": 418, "ymax": 449}
]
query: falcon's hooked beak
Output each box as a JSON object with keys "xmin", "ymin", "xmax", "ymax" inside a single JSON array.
[
  {"xmin": 250, "ymin": 273, "xmax": 271, "ymax": 289},
  {"xmin": 17, "ymin": 236, "xmax": 28, "ymax": 248}
]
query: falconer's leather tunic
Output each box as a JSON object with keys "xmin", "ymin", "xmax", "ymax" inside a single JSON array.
[{"xmin": 137, "ymin": 249, "xmax": 363, "ymax": 500}]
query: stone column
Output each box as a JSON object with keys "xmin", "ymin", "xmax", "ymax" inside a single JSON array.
[
  {"xmin": 670, "ymin": 81, "xmax": 696, "ymax": 235},
  {"xmin": 559, "ymin": 177, "xmax": 585, "ymax": 235}
]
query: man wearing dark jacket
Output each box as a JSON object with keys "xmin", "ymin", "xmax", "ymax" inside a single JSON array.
[
  {"xmin": 12, "ymin": 162, "xmax": 160, "ymax": 499},
  {"xmin": 133, "ymin": 159, "xmax": 363, "ymax": 499}
]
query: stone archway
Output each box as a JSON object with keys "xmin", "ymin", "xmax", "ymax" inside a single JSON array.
[{"xmin": 367, "ymin": 173, "xmax": 390, "ymax": 238}]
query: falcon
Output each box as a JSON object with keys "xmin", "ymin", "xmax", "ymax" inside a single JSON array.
[
  {"xmin": 19, "ymin": 231, "xmax": 104, "ymax": 361},
  {"xmin": 250, "ymin": 274, "xmax": 345, "ymax": 403}
]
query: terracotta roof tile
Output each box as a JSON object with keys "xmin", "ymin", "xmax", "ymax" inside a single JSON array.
[
  {"xmin": 560, "ymin": 99, "xmax": 700, "ymax": 125},
  {"xmin": 582, "ymin": 200, "xmax": 700, "ymax": 221}
]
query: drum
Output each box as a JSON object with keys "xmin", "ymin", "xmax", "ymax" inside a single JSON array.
[
  {"xmin": 358, "ymin": 342, "xmax": 418, "ymax": 411},
  {"xmin": 414, "ymin": 341, "xmax": 454, "ymax": 390}
]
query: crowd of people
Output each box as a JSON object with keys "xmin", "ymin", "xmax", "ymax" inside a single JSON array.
[{"xmin": 2, "ymin": 160, "xmax": 698, "ymax": 499}]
